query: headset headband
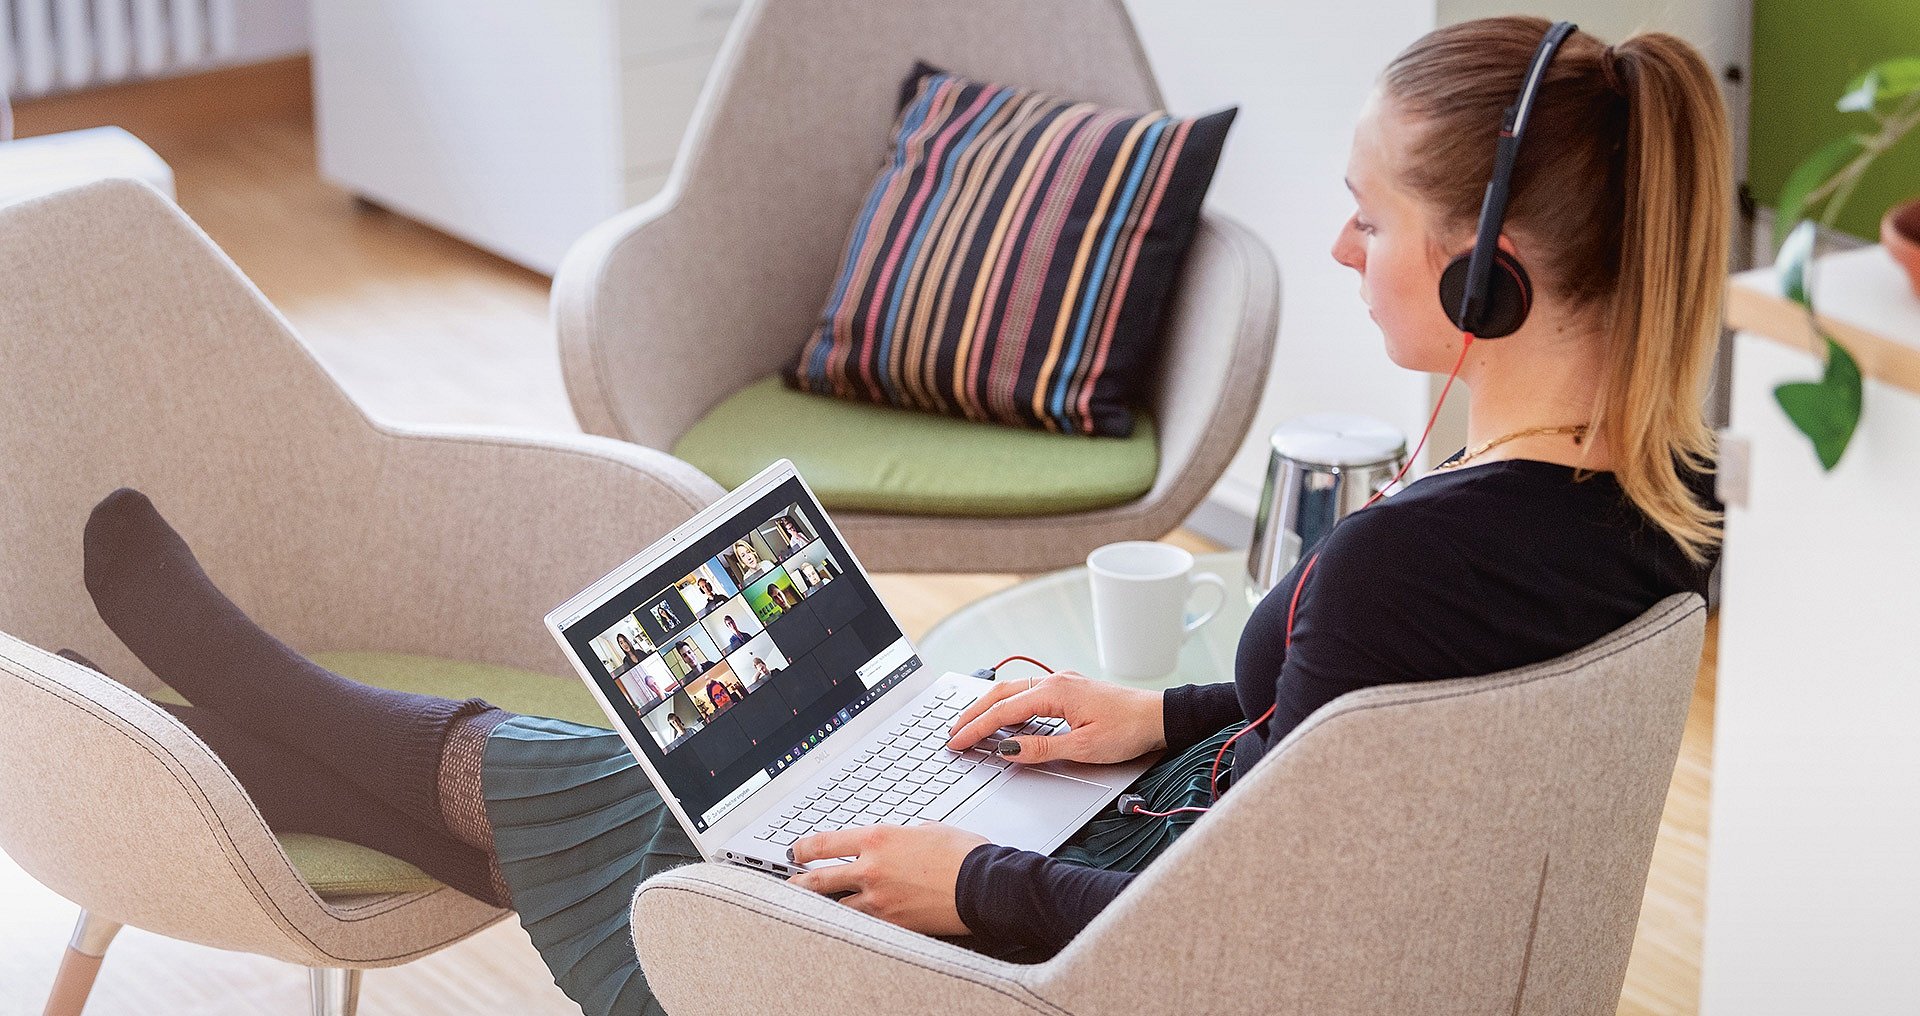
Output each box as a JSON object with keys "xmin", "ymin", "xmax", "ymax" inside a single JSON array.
[{"xmin": 1454, "ymin": 20, "xmax": 1577, "ymax": 334}]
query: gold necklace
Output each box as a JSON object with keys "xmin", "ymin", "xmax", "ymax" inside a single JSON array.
[{"xmin": 1432, "ymin": 423, "xmax": 1589, "ymax": 471}]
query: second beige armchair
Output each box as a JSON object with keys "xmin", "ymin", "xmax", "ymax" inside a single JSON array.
[
  {"xmin": 554, "ymin": 0, "xmax": 1280, "ymax": 573},
  {"xmin": 631, "ymin": 593, "xmax": 1710, "ymax": 1016},
  {"xmin": 0, "ymin": 180, "xmax": 726, "ymax": 1016}
]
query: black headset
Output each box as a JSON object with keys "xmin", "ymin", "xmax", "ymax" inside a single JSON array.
[{"xmin": 1437, "ymin": 20, "xmax": 1578, "ymax": 339}]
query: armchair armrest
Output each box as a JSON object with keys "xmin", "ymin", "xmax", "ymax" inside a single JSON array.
[
  {"xmin": 305, "ymin": 422, "xmax": 729, "ymax": 675},
  {"xmin": 631, "ymin": 863, "xmax": 1058, "ymax": 1016},
  {"xmin": 0, "ymin": 636, "xmax": 502, "ymax": 966},
  {"xmin": 1139, "ymin": 211, "xmax": 1280, "ymax": 503},
  {"xmin": 552, "ymin": 180, "xmax": 842, "ymax": 449}
]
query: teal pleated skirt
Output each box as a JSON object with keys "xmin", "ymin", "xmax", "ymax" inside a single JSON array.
[{"xmin": 482, "ymin": 714, "xmax": 1243, "ymax": 1016}]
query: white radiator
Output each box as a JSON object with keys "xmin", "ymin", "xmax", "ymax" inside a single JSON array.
[{"xmin": 2, "ymin": 0, "xmax": 238, "ymax": 99}]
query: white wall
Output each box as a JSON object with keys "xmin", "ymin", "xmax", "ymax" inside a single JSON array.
[
  {"xmin": 1437, "ymin": 0, "xmax": 1750, "ymax": 180},
  {"xmin": 1126, "ymin": 0, "xmax": 1440, "ymax": 528},
  {"xmin": 232, "ymin": 0, "xmax": 311, "ymax": 65}
]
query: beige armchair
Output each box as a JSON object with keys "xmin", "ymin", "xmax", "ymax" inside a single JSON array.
[
  {"xmin": 0, "ymin": 180, "xmax": 726, "ymax": 1014},
  {"xmin": 553, "ymin": 0, "xmax": 1280, "ymax": 573},
  {"xmin": 632, "ymin": 593, "xmax": 1709, "ymax": 1015}
]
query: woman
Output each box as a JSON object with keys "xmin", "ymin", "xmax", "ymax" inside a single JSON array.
[
  {"xmin": 70, "ymin": 19, "xmax": 1726, "ymax": 1014},
  {"xmin": 705, "ymin": 677, "xmax": 736, "ymax": 713},
  {"xmin": 731, "ymin": 539, "xmax": 775, "ymax": 582},
  {"xmin": 611, "ymin": 632, "xmax": 644, "ymax": 676}
]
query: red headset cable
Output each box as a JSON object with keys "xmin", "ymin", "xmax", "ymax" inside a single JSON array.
[
  {"xmin": 1121, "ymin": 332, "xmax": 1477, "ymax": 818},
  {"xmin": 991, "ymin": 655, "xmax": 1055, "ymax": 681}
]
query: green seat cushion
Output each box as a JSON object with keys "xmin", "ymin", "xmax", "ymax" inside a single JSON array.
[
  {"xmin": 148, "ymin": 651, "xmax": 609, "ymax": 898},
  {"xmin": 671, "ymin": 376, "xmax": 1160, "ymax": 516},
  {"xmin": 278, "ymin": 833, "xmax": 444, "ymax": 896},
  {"xmin": 306, "ymin": 652, "xmax": 611, "ymax": 729}
]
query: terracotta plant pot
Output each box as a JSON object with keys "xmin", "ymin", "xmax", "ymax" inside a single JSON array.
[{"xmin": 1883, "ymin": 196, "xmax": 1920, "ymax": 299}]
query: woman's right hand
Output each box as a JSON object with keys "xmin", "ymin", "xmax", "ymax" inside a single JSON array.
[{"xmin": 946, "ymin": 670, "xmax": 1165, "ymax": 765}]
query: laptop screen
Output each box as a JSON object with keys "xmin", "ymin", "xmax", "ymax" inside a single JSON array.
[{"xmin": 559, "ymin": 473, "xmax": 921, "ymax": 832}]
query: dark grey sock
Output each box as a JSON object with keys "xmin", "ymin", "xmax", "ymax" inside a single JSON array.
[
  {"xmin": 59, "ymin": 647, "xmax": 508, "ymax": 906},
  {"xmin": 82, "ymin": 488, "xmax": 500, "ymax": 823}
]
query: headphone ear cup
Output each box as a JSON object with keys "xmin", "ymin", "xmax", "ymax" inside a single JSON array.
[
  {"xmin": 1437, "ymin": 253, "xmax": 1475, "ymax": 331},
  {"xmin": 1437, "ymin": 248, "xmax": 1534, "ymax": 338}
]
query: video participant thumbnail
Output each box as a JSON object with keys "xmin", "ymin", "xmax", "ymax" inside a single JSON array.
[
  {"xmin": 615, "ymin": 652, "xmax": 678, "ymax": 713},
  {"xmin": 674, "ymin": 561, "xmax": 738, "ymax": 620},
  {"xmin": 756, "ymin": 504, "xmax": 820, "ymax": 561},
  {"xmin": 702, "ymin": 593, "xmax": 765, "ymax": 654},
  {"xmin": 635, "ymin": 587, "xmax": 691, "ymax": 643},
  {"xmin": 742, "ymin": 567, "xmax": 803, "ymax": 625},
  {"xmin": 783, "ymin": 540, "xmax": 842, "ymax": 598},
  {"xmin": 683, "ymin": 663, "xmax": 750, "ymax": 721},
  {"xmin": 640, "ymin": 691, "xmax": 704, "ymax": 752},
  {"xmin": 660, "ymin": 625, "xmax": 726, "ymax": 684},
  {"xmin": 718, "ymin": 533, "xmax": 783, "ymax": 588},
  {"xmin": 592, "ymin": 614, "xmax": 655, "ymax": 678},
  {"xmin": 725, "ymin": 630, "xmax": 790, "ymax": 692}
]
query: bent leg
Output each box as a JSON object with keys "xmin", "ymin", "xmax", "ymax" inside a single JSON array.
[
  {"xmin": 482, "ymin": 716, "xmax": 700, "ymax": 1016},
  {"xmin": 159, "ymin": 700, "xmax": 509, "ymax": 906},
  {"xmin": 82, "ymin": 488, "xmax": 491, "ymax": 822}
]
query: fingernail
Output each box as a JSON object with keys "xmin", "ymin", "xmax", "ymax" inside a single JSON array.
[
  {"xmin": 996, "ymin": 739, "xmax": 1022, "ymax": 757},
  {"xmin": 786, "ymin": 846, "xmax": 795, "ymax": 862}
]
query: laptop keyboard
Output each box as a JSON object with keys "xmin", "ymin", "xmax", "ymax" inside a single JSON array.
[{"xmin": 753, "ymin": 685, "xmax": 1066, "ymax": 847}]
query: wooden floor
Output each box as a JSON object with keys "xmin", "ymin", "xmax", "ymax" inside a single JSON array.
[{"xmin": 0, "ymin": 97, "xmax": 1716, "ymax": 1016}]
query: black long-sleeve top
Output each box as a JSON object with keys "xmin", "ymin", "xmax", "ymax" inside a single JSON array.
[{"xmin": 954, "ymin": 456, "xmax": 1720, "ymax": 955}]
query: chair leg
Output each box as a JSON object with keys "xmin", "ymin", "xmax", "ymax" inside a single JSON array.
[
  {"xmin": 309, "ymin": 968, "xmax": 361, "ymax": 1016},
  {"xmin": 42, "ymin": 910, "xmax": 122, "ymax": 1016}
]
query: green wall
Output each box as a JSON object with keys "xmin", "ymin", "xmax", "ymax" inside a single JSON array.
[{"xmin": 1751, "ymin": 0, "xmax": 1920, "ymax": 243}]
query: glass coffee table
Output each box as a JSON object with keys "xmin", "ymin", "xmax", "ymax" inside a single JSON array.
[{"xmin": 917, "ymin": 551, "xmax": 1258, "ymax": 692}]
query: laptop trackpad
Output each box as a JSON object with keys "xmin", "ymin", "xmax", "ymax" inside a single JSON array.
[{"xmin": 953, "ymin": 769, "xmax": 1108, "ymax": 851}]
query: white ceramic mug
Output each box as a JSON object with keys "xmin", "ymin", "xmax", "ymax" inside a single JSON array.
[{"xmin": 1087, "ymin": 541, "xmax": 1227, "ymax": 683}]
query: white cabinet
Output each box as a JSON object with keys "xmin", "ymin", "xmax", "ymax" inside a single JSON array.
[
  {"xmin": 310, "ymin": 0, "xmax": 740, "ymax": 274},
  {"xmin": 1704, "ymin": 250, "xmax": 1920, "ymax": 1015}
]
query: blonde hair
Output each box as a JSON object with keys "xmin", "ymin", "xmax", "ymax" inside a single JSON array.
[{"xmin": 1383, "ymin": 17, "xmax": 1728, "ymax": 566}]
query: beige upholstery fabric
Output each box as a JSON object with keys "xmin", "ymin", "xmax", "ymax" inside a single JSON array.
[
  {"xmin": 0, "ymin": 180, "xmax": 727, "ymax": 969},
  {"xmin": 553, "ymin": 0, "xmax": 1280, "ymax": 572},
  {"xmin": 633, "ymin": 593, "xmax": 1708, "ymax": 1015}
]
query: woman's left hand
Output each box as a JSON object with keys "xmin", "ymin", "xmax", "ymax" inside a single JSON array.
[{"xmin": 788, "ymin": 822, "xmax": 989, "ymax": 936}]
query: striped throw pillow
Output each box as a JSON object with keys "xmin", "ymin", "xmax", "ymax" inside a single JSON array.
[{"xmin": 782, "ymin": 63, "xmax": 1236, "ymax": 437}]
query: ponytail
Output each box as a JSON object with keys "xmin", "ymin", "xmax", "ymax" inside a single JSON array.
[
  {"xmin": 1591, "ymin": 35, "xmax": 1731, "ymax": 567},
  {"xmin": 1384, "ymin": 18, "xmax": 1731, "ymax": 566}
]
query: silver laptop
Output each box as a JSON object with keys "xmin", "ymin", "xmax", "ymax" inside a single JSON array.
[{"xmin": 545, "ymin": 458, "xmax": 1153, "ymax": 877}]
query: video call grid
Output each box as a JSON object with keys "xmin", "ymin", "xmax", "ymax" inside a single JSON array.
[{"xmin": 588, "ymin": 502, "xmax": 847, "ymax": 757}]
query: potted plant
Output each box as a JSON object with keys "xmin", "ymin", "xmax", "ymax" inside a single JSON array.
[
  {"xmin": 1886, "ymin": 196, "xmax": 1920, "ymax": 296},
  {"xmin": 1769, "ymin": 56, "xmax": 1920, "ymax": 470}
]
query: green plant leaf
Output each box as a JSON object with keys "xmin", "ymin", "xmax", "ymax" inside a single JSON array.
[
  {"xmin": 1774, "ymin": 335, "xmax": 1863, "ymax": 471},
  {"xmin": 1838, "ymin": 57, "xmax": 1920, "ymax": 112},
  {"xmin": 1777, "ymin": 219, "xmax": 1819, "ymax": 309},
  {"xmin": 1774, "ymin": 137, "xmax": 1865, "ymax": 249}
]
